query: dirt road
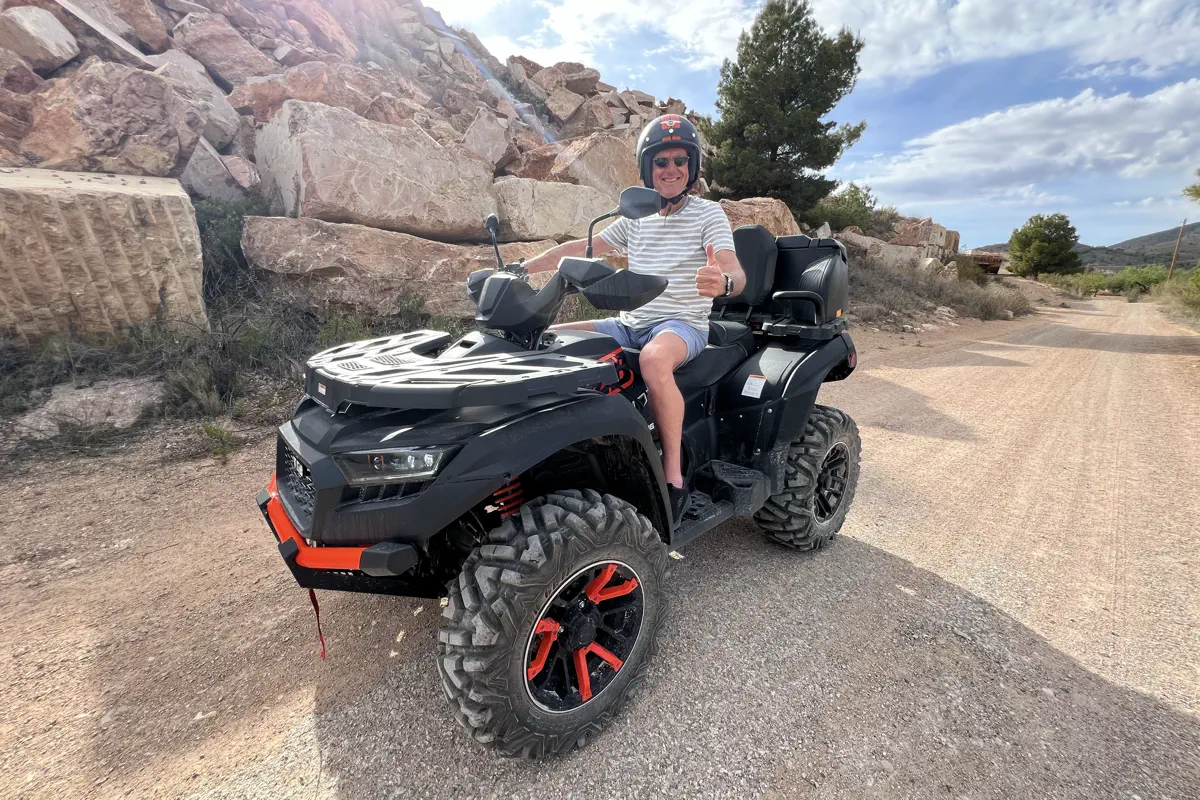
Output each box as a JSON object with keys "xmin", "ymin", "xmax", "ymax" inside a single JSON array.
[{"xmin": 2, "ymin": 296, "xmax": 1198, "ymax": 799}]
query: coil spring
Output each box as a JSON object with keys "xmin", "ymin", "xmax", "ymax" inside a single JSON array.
[{"xmin": 490, "ymin": 477, "xmax": 524, "ymax": 518}]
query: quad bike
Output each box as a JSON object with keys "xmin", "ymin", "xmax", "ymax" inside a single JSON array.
[{"xmin": 256, "ymin": 187, "xmax": 862, "ymax": 758}]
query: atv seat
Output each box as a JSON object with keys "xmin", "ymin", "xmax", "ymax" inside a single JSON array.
[
  {"xmin": 713, "ymin": 225, "xmax": 849, "ymax": 339},
  {"xmin": 615, "ymin": 347, "xmax": 745, "ymax": 391}
]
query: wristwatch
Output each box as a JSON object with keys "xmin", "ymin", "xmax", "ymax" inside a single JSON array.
[{"xmin": 722, "ymin": 273, "xmax": 734, "ymax": 297}]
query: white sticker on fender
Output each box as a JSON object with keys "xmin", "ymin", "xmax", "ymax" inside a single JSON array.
[{"xmin": 742, "ymin": 374, "xmax": 766, "ymax": 398}]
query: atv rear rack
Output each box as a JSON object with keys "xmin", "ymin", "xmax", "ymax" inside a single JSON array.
[{"xmin": 304, "ymin": 330, "xmax": 619, "ymax": 411}]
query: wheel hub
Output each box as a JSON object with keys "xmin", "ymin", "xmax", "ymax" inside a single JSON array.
[
  {"xmin": 560, "ymin": 604, "xmax": 601, "ymax": 651},
  {"xmin": 524, "ymin": 561, "xmax": 644, "ymax": 713}
]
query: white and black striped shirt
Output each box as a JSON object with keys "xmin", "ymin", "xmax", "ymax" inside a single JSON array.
[{"xmin": 599, "ymin": 196, "xmax": 737, "ymax": 331}]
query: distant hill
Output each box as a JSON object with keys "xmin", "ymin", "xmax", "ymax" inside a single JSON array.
[{"xmin": 977, "ymin": 221, "xmax": 1200, "ymax": 270}]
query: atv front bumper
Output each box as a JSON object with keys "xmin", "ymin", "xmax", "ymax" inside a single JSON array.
[{"xmin": 257, "ymin": 476, "xmax": 446, "ymax": 597}]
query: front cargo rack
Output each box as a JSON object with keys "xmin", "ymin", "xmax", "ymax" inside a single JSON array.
[{"xmin": 304, "ymin": 330, "xmax": 619, "ymax": 411}]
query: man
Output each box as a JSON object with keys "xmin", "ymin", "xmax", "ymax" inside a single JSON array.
[{"xmin": 523, "ymin": 115, "xmax": 746, "ymax": 523}]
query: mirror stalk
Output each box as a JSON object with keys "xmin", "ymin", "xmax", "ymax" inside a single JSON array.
[
  {"xmin": 585, "ymin": 208, "xmax": 619, "ymax": 259},
  {"xmin": 484, "ymin": 214, "xmax": 503, "ymax": 269}
]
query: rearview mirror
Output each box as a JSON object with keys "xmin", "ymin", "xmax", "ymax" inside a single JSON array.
[{"xmin": 618, "ymin": 186, "xmax": 661, "ymax": 220}]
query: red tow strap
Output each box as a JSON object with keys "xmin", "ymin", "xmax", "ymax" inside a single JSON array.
[{"xmin": 308, "ymin": 588, "xmax": 327, "ymax": 660}]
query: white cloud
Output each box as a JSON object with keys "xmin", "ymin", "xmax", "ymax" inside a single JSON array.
[
  {"xmin": 810, "ymin": 0, "xmax": 1200, "ymax": 82},
  {"xmin": 438, "ymin": 0, "xmax": 758, "ymax": 71},
  {"xmin": 440, "ymin": 1, "xmax": 1200, "ymax": 84},
  {"xmin": 849, "ymin": 80, "xmax": 1200, "ymax": 201}
]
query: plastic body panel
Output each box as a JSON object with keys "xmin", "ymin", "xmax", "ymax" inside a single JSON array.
[
  {"xmin": 304, "ymin": 329, "xmax": 618, "ymax": 411},
  {"xmin": 274, "ymin": 392, "xmax": 672, "ymax": 548}
]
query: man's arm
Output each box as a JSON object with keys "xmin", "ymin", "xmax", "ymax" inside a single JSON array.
[{"xmin": 522, "ymin": 236, "xmax": 616, "ymax": 274}]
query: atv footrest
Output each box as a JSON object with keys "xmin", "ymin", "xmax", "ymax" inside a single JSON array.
[
  {"xmin": 700, "ymin": 461, "xmax": 770, "ymax": 516},
  {"xmin": 673, "ymin": 492, "xmax": 734, "ymax": 548}
]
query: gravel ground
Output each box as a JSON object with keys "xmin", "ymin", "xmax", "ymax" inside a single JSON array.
[{"xmin": 2, "ymin": 294, "xmax": 1198, "ymax": 799}]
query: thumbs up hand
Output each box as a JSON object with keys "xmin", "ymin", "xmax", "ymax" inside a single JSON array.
[{"xmin": 696, "ymin": 244, "xmax": 727, "ymax": 298}]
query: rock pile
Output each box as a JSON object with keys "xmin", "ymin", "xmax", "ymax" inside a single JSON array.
[
  {"xmin": 1, "ymin": 0, "xmax": 801, "ymax": 338},
  {"xmin": 833, "ymin": 215, "xmax": 962, "ymax": 269}
]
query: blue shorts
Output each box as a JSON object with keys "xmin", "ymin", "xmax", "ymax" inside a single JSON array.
[{"xmin": 592, "ymin": 318, "xmax": 709, "ymax": 365}]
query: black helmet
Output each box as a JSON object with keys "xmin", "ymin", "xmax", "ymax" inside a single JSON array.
[{"xmin": 635, "ymin": 114, "xmax": 702, "ymax": 203}]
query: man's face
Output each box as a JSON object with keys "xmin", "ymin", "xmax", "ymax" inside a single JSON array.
[{"xmin": 650, "ymin": 146, "xmax": 689, "ymax": 198}]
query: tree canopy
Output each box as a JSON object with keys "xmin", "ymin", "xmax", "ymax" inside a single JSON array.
[
  {"xmin": 702, "ymin": 0, "xmax": 865, "ymax": 217},
  {"xmin": 1009, "ymin": 214, "xmax": 1083, "ymax": 279}
]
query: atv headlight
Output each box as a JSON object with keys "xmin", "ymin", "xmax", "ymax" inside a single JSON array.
[{"xmin": 332, "ymin": 447, "xmax": 454, "ymax": 485}]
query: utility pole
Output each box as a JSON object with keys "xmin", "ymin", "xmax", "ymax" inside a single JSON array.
[{"xmin": 1167, "ymin": 218, "xmax": 1187, "ymax": 281}]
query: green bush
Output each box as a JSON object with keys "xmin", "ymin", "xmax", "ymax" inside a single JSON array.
[
  {"xmin": 1149, "ymin": 267, "xmax": 1200, "ymax": 315},
  {"xmin": 1042, "ymin": 272, "xmax": 1109, "ymax": 297},
  {"xmin": 202, "ymin": 422, "xmax": 235, "ymax": 461},
  {"xmin": 954, "ymin": 257, "xmax": 989, "ymax": 287},
  {"xmin": 1107, "ymin": 264, "xmax": 1168, "ymax": 294},
  {"xmin": 194, "ymin": 197, "xmax": 271, "ymax": 312}
]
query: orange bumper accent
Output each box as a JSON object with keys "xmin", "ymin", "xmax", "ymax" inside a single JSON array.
[{"xmin": 265, "ymin": 474, "xmax": 366, "ymax": 571}]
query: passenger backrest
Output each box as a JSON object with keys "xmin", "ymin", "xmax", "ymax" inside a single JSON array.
[
  {"xmin": 712, "ymin": 225, "xmax": 777, "ymax": 315},
  {"xmin": 765, "ymin": 235, "xmax": 849, "ymax": 324}
]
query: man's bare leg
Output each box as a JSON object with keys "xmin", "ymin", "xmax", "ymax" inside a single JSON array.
[
  {"xmin": 548, "ymin": 321, "xmax": 597, "ymax": 332},
  {"xmin": 638, "ymin": 333, "xmax": 689, "ymax": 487}
]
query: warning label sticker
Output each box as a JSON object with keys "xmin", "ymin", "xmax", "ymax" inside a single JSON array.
[{"xmin": 741, "ymin": 374, "xmax": 767, "ymax": 399}]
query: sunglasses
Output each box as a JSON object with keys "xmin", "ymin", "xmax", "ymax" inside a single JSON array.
[{"xmin": 653, "ymin": 155, "xmax": 690, "ymax": 168}]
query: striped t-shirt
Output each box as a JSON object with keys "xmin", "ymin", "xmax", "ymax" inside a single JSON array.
[{"xmin": 599, "ymin": 196, "xmax": 737, "ymax": 331}]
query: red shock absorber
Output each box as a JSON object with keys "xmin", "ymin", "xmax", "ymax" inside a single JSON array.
[{"xmin": 490, "ymin": 477, "xmax": 524, "ymax": 518}]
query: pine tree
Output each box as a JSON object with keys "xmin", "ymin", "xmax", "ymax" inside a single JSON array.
[
  {"xmin": 1009, "ymin": 214, "xmax": 1083, "ymax": 280},
  {"xmin": 1185, "ymin": 168, "xmax": 1200, "ymax": 203},
  {"xmin": 702, "ymin": 0, "xmax": 865, "ymax": 217}
]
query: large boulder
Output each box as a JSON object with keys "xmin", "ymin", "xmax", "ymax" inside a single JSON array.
[
  {"xmin": 228, "ymin": 61, "xmax": 384, "ymax": 122},
  {"xmin": 888, "ymin": 216, "xmax": 960, "ymax": 258},
  {"xmin": 180, "ymin": 136, "xmax": 247, "ymax": 201},
  {"xmin": 460, "ymin": 107, "xmax": 509, "ymax": 166},
  {"xmin": 15, "ymin": 0, "xmax": 154, "ymax": 68},
  {"xmin": 530, "ymin": 65, "xmax": 564, "ymax": 92},
  {"xmin": 0, "ymin": 88, "xmax": 31, "ymax": 155},
  {"xmin": 718, "ymin": 197, "xmax": 801, "ymax": 238},
  {"xmin": 255, "ymin": 100, "xmax": 498, "ymax": 241},
  {"xmin": 103, "ymin": 0, "xmax": 168, "ymax": 52},
  {"xmin": 504, "ymin": 139, "xmax": 559, "ymax": 182},
  {"xmin": 561, "ymin": 94, "xmax": 613, "ymax": 137},
  {"xmin": 278, "ymin": 0, "xmax": 356, "ymax": 60},
  {"xmin": 241, "ymin": 215, "xmax": 555, "ymax": 318},
  {"xmin": 154, "ymin": 59, "xmax": 239, "ymax": 149},
  {"xmin": 838, "ymin": 229, "xmax": 923, "ymax": 269},
  {"xmin": 14, "ymin": 377, "xmax": 164, "ymax": 439},
  {"xmin": 173, "ymin": 12, "xmax": 281, "ymax": 88},
  {"xmin": 0, "ymin": 46, "xmax": 43, "ymax": 92},
  {"xmin": 0, "ymin": 6, "xmax": 77, "ymax": 73},
  {"xmin": 0, "ymin": 168, "xmax": 207, "ymax": 344},
  {"xmin": 543, "ymin": 85, "xmax": 584, "ymax": 123},
  {"xmin": 562, "ymin": 66, "xmax": 599, "ymax": 95},
  {"xmin": 20, "ymin": 58, "xmax": 205, "ymax": 176},
  {"xmin": 548, "ymin": 132, "xmax": 639, "ymax": 200},
  {"xmin": 493, "ymin": 176, "xmax": 612, "ymax": 243}
]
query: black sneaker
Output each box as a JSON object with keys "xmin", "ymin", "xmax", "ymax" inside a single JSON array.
[{"xmin": 668, "ymin": 484, "xmax": 691, "ymax": 524}]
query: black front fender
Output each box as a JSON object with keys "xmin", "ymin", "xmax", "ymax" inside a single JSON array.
[{"xmin": 438, "ymin": 393, "xmax": 671, "ymax": 532}]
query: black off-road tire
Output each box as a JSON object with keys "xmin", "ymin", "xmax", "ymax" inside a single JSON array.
[
  {"xmin": 437, "ymin": 489, "xmax": 668, "ymax": 758},
  {"xmin": 754, "ymin": 405, "xmax": 861, "ymax": 550}
]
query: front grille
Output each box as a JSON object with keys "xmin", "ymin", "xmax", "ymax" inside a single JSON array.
[{"xmin": 278, "ymin": 441, "xmax": 316, "ymax": 523}]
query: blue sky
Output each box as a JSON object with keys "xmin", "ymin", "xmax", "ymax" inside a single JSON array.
[{"xmin": 440, "ymin": 0, "xmax": 1200, "ymax": 248}]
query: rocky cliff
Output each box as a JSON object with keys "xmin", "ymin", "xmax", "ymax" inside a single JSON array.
[{"xmin": 0, "ymin": 0, "xmax": 802, "ymax": 340}]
